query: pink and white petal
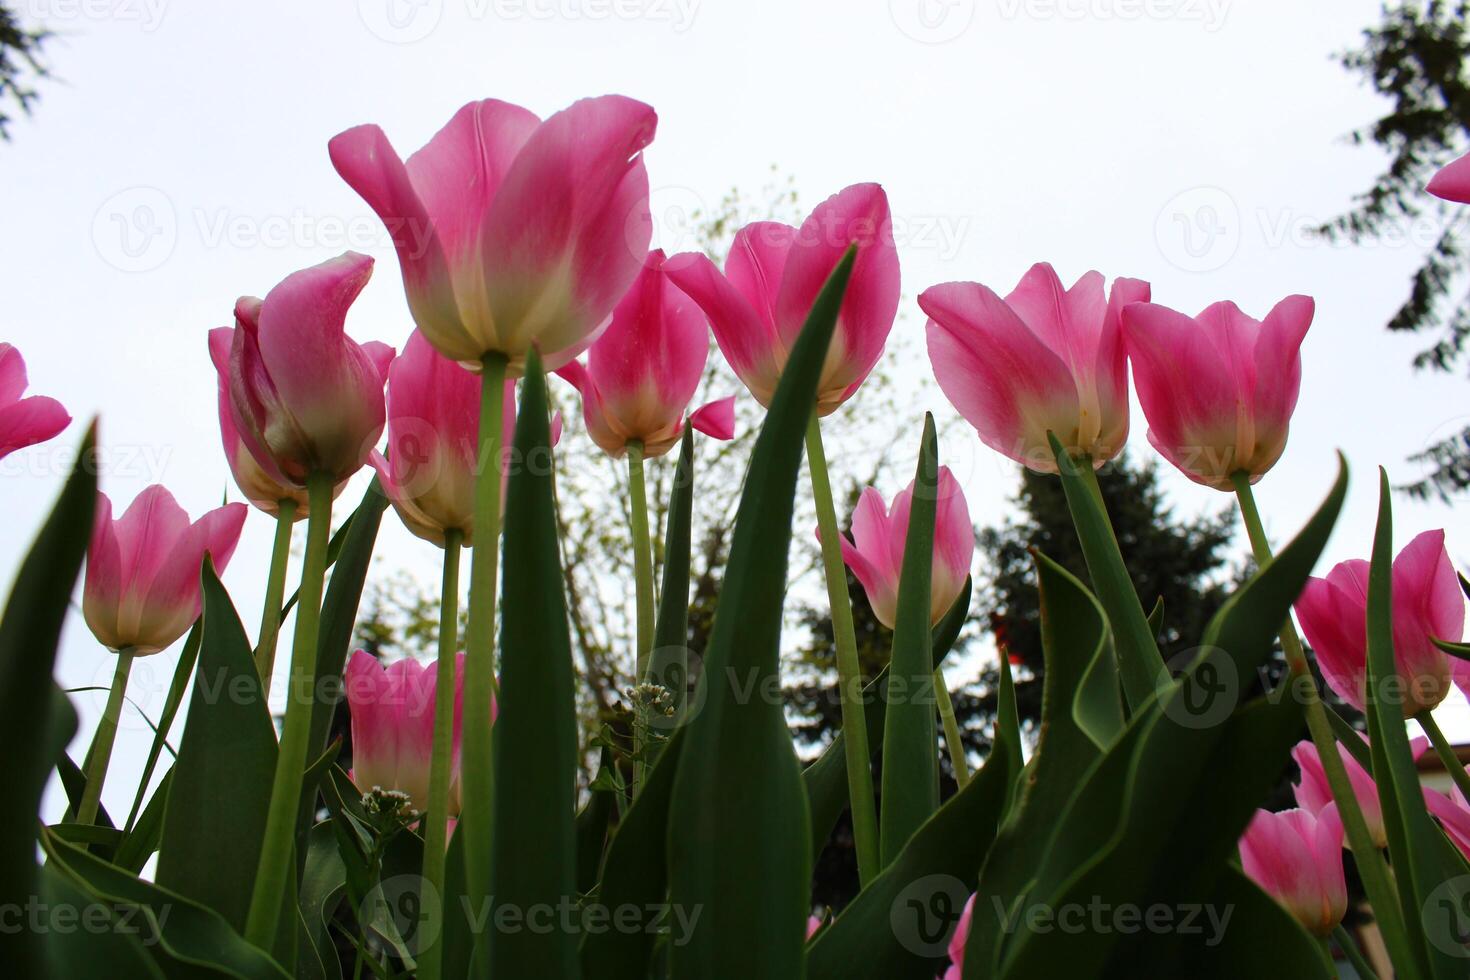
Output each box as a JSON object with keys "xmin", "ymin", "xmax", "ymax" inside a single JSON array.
[
  {"xmin": 688, "ymin": 396, "xmax": 736, "ymax": 441},
  {"xmin": 0, "ymin": 395, "xmax": 70, "ymax": 459},
  {"xmin": 346, "ymin": 651, "xmax": 395, "ymax": 790},
  {"xmin": 1295, "ymin": 575, "xmax": 1369, "ymax": 712},
  {"xmin": 664, "ymin": 251, "xmax": 782, "ymax": 405},
  {"xmin": 932, "ymin": 467, "xmax": 974, "ymax": 596},
  {"xmin": 0, "ymin": 343, "xmax": 28, "ymax": 406},
  {"xmin": 83, "ymin": 493, "xmax": 124, "ymax": 647},
  {"xmin": 725, "ymin": 221, "xmax": 795, "ymax": 332},
  {"xmin": 1121, "ymin": 301, "xmax": 1239, "ymax": 465},
  {"xmin": 835, "ymin": 530, "xmax": 900, "ymax": 629},
  {"xmin": 1395, "ymin": 529, "xmax": 1465, "ymax": 645},
  {"xmin": 1427, "ymin": 151, "xmax": 1470, "ymax": 205},
  {"xmin": 1249, "ymin": 295, "xmax": 1312, "ymax": 463}
]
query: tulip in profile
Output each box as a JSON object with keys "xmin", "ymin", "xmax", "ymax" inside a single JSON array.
[
  {"xmin": 664, "ymin": 183, "xmax": 900, "ymax": 416},
  {"xmin": 556, "ymin": 250, "xmax": 735, "ymax": 458},
  {"xmin": 371, "ymin": 331, "xmax": 564, "ymax": 546},
  {"xmin": 921, "ymin": 263, "xmax": 1148, "ymax": 472},
  {"xmin": 1292, "ymin": 734, "xmax": 1428, "ymax": 849},
  {"xmin": 1121, "ymin": 295, "xmax": 1313, "ymax": 490},
  {"xmin": 1239, "ymin": 806, "xmax": 1347, "ymax": 937},
  {"xmin": 330, "ymin": 96, "xmax": 657, "ymax": 372},
  {"xmin": 214, "ymin": 252, "xmax": 395, "ymax": 488},
  {"xmin": 1295, "ymin": 529, "xmax": 1465, "ymax": 717},
  {"xmin": 345, "ymin": 650, "xmax": 493, "ymax": 817},
  {"xmin": 0, "ymin": 343, "xmax": 69, "ymax": 460},
  {"xmin": 84, "ymin": 486, "xmax": 248, "ymax": 655},
  {"xmin": 1428, "ymin": 150, "xmax": 1470, "ymax": 205},
  {"xmin": 826, "ymin": 466, "xmax": 973, "ymax": 629}
]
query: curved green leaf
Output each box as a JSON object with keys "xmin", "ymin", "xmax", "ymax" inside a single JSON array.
[
  {"xmin": 646, "ymin": 427, "xmax": 695, "ymax": 732},
  {"xmin": 666, "ymin": 247, "xmax": 857, "ymax": 979},
  {"xmin": 575, "ymin": 746, "xmax": 618, "ymax": 896},
  {"xmin": 39, "ymin": 862, "xmax": 165, "ymax": 979}
]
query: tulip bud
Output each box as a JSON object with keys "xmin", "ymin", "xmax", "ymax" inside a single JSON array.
[
  {"xmin": 665, "ymin": 183, "xmax": 900, "ymax": 416},
  {"xmin": 215, "ymin": 252, "xmax": 395, "ymax": 488},
  {"xmin": 1295, "ymin": 529, "xmax": 1465, "ymax": 717},
  {"xmin": 1428, "ymin": 150, "xmax": 1470, "ymax": 205},
  {"xmin": 83, "ymin": 486, "xmax": 247, "ymax": 655},
  {"xmin": 557, "ymin": 250, "xmax": 735, "ymax": 458},
  {"xmin": 823, "ymin": 466, "xmax": 973, "ymax": 630},
  {"xmin": 1121, "ymin": 295, "xmax": 1312, "ymax": 490},
  {"xmin": 345, "ymin": 650, "xmax": 495, "ymax": 818},
  {"xmin": 1292, "ymin": 734, "xmax": 1428, "ymax": 849},
  {"xmin": 0, "ymin": 343, "xmax": 70, "ymax": 460},
  {"xmin": 1239, "ymin": 806, "xmax": 1347, "ymax": 938},
  {"xmin": 331, "ymin": 95, "xmax": 657, "ymax": 372},
  {"xmin": 921, "ymin": 263, "xmax": 1147, "ymax": 472}
]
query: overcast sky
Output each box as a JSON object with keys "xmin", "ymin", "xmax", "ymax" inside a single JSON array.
[{"xmin": 6, "ymin": 0, "xmax": 1469, "ymax": 822}]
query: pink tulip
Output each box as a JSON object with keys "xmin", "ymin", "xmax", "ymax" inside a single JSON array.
[
  {"xmin": 824, "ymin": 466, "xmax": 973, "ymax": 630},
  {"xmin": 1428, "ymin": 151, "xmax": 1470, "ymax": 205},
  {"xmin": 1296, "ymin": 529, "xmax": 1465, "ymax": 716},
  {"xmin": 1239, "ymin": 806, "xmax": 1347, "ymax": 937},
  {"xmin": 921, "ymin": 263, "xmax": 1148, "ymax": 472},
  {"xmin": 83, "ymin": 486, "xmax": 247, "ymax": 655},
  {"xmin": 345, "ymin": 650, "xmax": 496, "ymax": 816},
  {"xmin": 0, "ymin": 344, "xmax": 69, "ymax": 459},
  {"xmin": 664, "ymin": 183, "xmax": 900, "ymax": 416},
  {"xmin": 556, "ymin": 250, "xmax": 734, "ymax": 458},
  {"xmin": 805, "ymin": 915, "xmax": 823, "ymax": 941},
  {"xmin": 213, "ymin": 253, "xmax": 395, "ymax": 488},
  {"xmin": 1292, "ymin": 733, "xmax": 1429, "ymax": 849},
  {"xmin": 371, "ymin": 330, "xmax": 563, "ymax": 546},
  {"xmin": 1121, "ymin": 295, "xmax": 1312, "ymax": 490},
  {"xmin": 942, "ymin": 893, "xmax": 975, "ymax": 980},
  {"xmin": 1424, "ymin": 785, "xmax": 1470, "ymax": 859},
  {"xmin": 330, "ymin": 96, "xmax": 656, "ymax": 373}
]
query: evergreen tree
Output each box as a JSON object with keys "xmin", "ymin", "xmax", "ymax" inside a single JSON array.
[{"xmin": 0, "ymin": 5, "xmax": 48, "ymax": 140}]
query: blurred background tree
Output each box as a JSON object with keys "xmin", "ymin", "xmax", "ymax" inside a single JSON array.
[{"xmin": 1322, "ymin": 0, "xmax": 1470, "ymax": 501}]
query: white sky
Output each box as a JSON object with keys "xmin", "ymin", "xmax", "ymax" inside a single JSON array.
[{"xmin": 5, "ymin": 0, "xmax": 1470, "ymax": 824}]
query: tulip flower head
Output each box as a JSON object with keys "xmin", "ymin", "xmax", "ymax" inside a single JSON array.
[
  {"xmin": 371, "ymin": 330, "xmax": 562, "ymax": 546},
  {"xmin": 556, "ymin": 250, "xmax": 734, "ymax": 458},
  {"xmin": 1428, "ymin": 150, "xmax": 1470, "ymax": 205},
  {"xmin": 942, "ymin": 893, "xmax": 975, "ymax": 980},
  {"xmin": 921, "ymin": 263, "xmax": 1148, "ymax": 473},
  {"xmin": 1121, "ymin": 295, "xmax": 1313, "ymax": 490},
  {"xmin": 1292, "ymin": 733, "xmax": 1428, "ymax": 850},
  {"xmin": 331, "ymin": 95, "xmax": 657, "ymax": 373},
  {"xmin": 1296, "ymin": 529, "xmax": 1465, "ymax": 717},
  {"xmin": 0, "ymin": 344, "xmax": 69, "ymax": 460},
  {"xmin": 213, "ymin": 252, "xmax": 395, "ymax": 489},
  {"xmin": 83, "ymin": 486, "xmax": 247, "ymax": 655},
  {"xmin": 664, "ymin": 183, "xmax": 900, "ymax": 416},
  {"xmin": 345, "ymin": 650, "xmax": 495, "ymax": 817},
  {"xmin": 1238, "ymin": 806, "xmax": 1347, "ymax": 938},
  {"xmin": 825, "ymin": 466, "xmax": 973, "ymax": 630}
]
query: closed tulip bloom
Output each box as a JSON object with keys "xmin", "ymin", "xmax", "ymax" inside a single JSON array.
[
  {"xmin": 1292, "ymin": 734, "xmax": 1428, "ymax": 849},
  {"xmin": 1239, "ymin": 806, "xmax": 1347, "ymax": 937},
  {"xmin": 1296, "ymin": 529, "xmax": 1465, "ymax": 717},
  {"xmin": 371, "ymin": 331, "xmax": 564, "ymax": 546},
  {"xmin": 215, "ymin": 252, "xmax": 395, "ymax": 488},
  {"xmin": 556, "ymin": 250, "xmax": 734, "ymax": 458},
  {"xmin": 1428, "ymin": 150, "xmax": 1470, "ymax": 205},
  {"xmin": 825, "ymin": 466, "xmax": 973, "ymax": 630},
  {"xmin": 1121, "ymin": 295, "xmax": 1313, "ymax": 490},
  {"xmin": 330, "ymin": 96, "xmax": 657, "ymax": 372},
  {"xmin": 84, "ymin": 486, "xmax": 247, "ymax": 655},
  {"xmin": 345, "ymin": 650, "xmax": 495, "ymax": 816},
  {"xmin": 921, "ymin": 263, "xmax": 1148, "ymax": 472},
  {"xmin": 664, "ymin": 183, "xmax": 900, "ymax": 416},
  {"xmin": 0, "ymin": 344, "xmax": 69, "ymax": 459}
]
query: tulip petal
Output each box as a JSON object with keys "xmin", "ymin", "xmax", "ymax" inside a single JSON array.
[
  {"xmin": 0, "ymin": 395, "xmax": 70, "ymax": 459},
  {"xmin": 688, "ymin": 396, "xmax": 736, "ymax": 441},
  {"xmin": 1428, "ymin": 151, "xmax": 1470, "ymax": 205},
  {"xmin": 1249, "ymin": 294, "xmax": 1312, "ymax": 470},
  {"xmin": 665, "ymin": 250, "xmax": 782, "ymax": 406},
  {"xmin": 0, "ymin": 343, "xmax": 29, "ymax": 405}
]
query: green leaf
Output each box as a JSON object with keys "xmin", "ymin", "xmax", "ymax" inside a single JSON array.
[
  {"xmin": 156, "ymin": 560, "xmax": 278, "ymax": 937},
  {"xmin": 1364, "ymin": 468, "xmax": 1461, "ymax": 979},
  {"xmin": 1048, "ymin": 432, "xmax": 1167, "ymax": 710},
  {"xmin": 124, "ymin": 618, "xmax": 201, "ymax": 833},
  {"xmin": 880, "ymin": 414, "xmax": 940, "ymax": 865},
  {"xmin": 488, "ymin": 350, "xmax": 581, "ymax": 978},
  {"xmin": 580, "ymin": 730, "xmax": 685, "ymax": 979},
  {"xmin": 963, "ymin": 552, "xmax": 1109, "ymax": 975},
  {"xmin": 38, "ymin": 862, "xmax": 166, "ymax": 979},
  {"xmin": 575, "ymin": 746, "xmax": 618, "ymax": 896},
  {"xmin": 804, "ymin": 579, "xmax": 971, "ymax": 859},
  {"xmin": 42, "ymin": 827, "xmax": 291, "ymax": 979},
  {"xmin": 806, "ymin": 726, "xmax": 1016, "ymax": 980},
  {"xmin": 0, "ymin": 423, "xmax": 95, "ymax": 976},
  {"xmin": 113, "ymin": 767, "xmax": 173, "ymax": 874},
  {"xmin": 58, "ymin": 752, "xmax": 117, "ymax": 838},
  {"xmin": 1185, "ymin": 866, "xmax": 1335, "ymax": 977},
  {"xmin": 298, "ymin": 821, "xmax": 345, "ymax": 980},
  {"xmin": 667, "ymin": 247, "xmax": 857, "ymax": 979},
  {"xmin": 646, "ymin": 427, "xmax": 695, "ymax": 734},
  {"xmin": 1433, "ymin": 636, "xmax": 1470, "ymax": 662}
]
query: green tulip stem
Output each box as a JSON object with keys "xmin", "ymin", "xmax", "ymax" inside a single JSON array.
[
  {"xmin": 254, "ymin": 498, "xmax": 297, "ymax": 682},
  {"xmin": 806, "ymin": 412, "xmax": 880, "ymax": 886},
  {"xmin": 76, "ymin": 648, "xmax": 134, "ymax": 828},
  {"xmin": 934, "ymin": 667, "xmax": 969, "ymax": 787},
  {"xmin": 627, "ymin": 438, "xmax": 656, "ymax": 794},
  {"xmin": 245, "ymin": 469, "xmax": 335, "ymax": 949},
  {"xmin": 1416, "ymin": 708, "xmax": 1470, "ymax": 802},
  {"xmin": 417, "ymin": 527, "xmax": 463, "ymax": 980}
]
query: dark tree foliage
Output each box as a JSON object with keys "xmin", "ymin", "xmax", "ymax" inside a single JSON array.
[
  {"xmin": 1320, "ymin": 1, "xmax": 1470, "ymax": 500},
  {"xmin": 0, "ymin": 5, "xmax": 48, "ymax": 140}
]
